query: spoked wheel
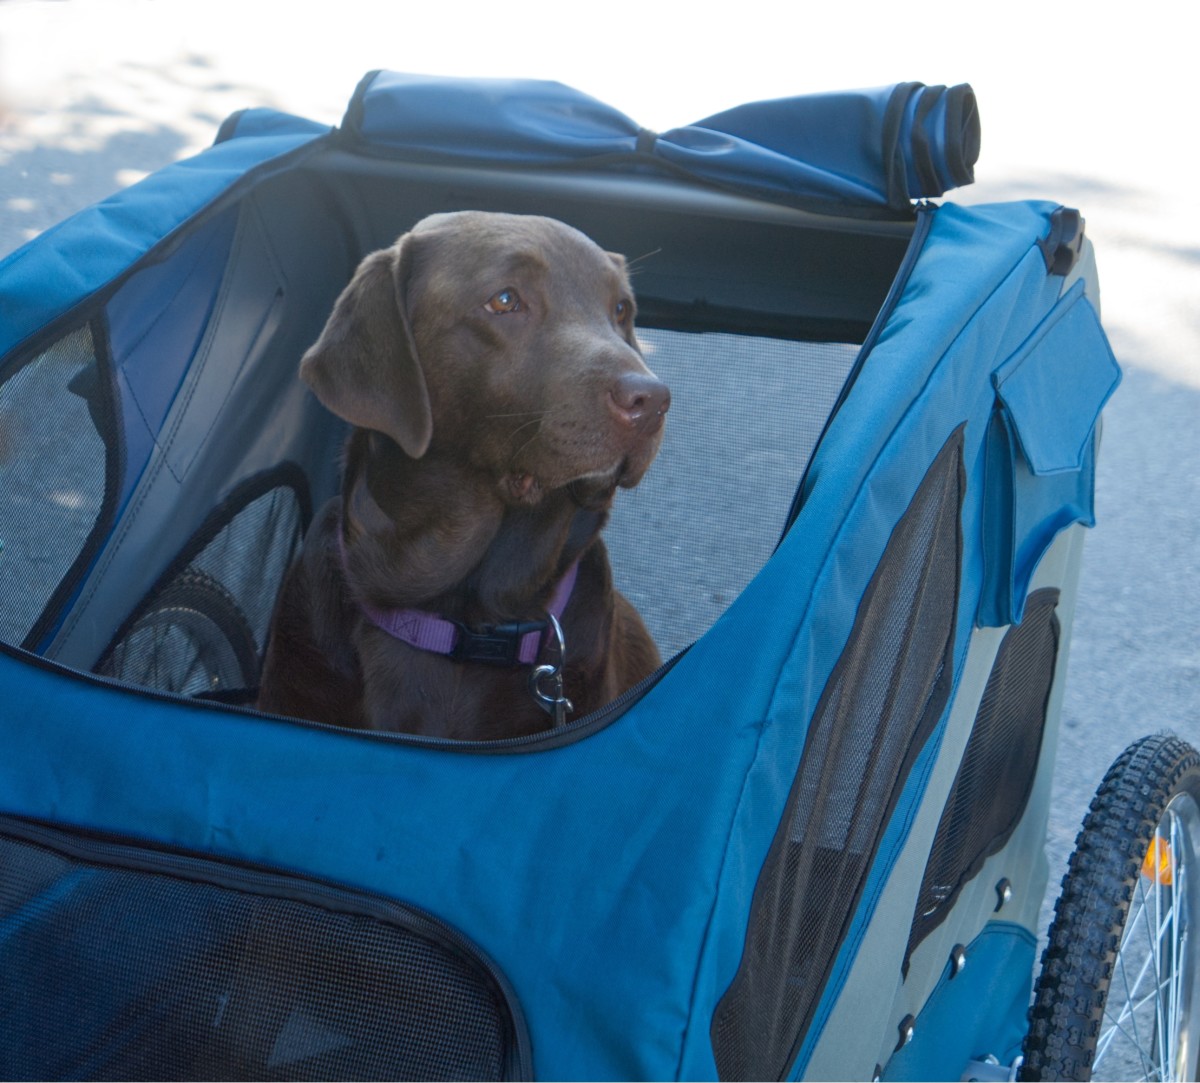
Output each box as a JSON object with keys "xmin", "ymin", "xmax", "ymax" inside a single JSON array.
[
  {"xmin": 97, "ymin": 570, "xmax": 260, "ymax": 696},
  {"xmin": 1023, "ymin": 733, "xmax": 1200, "ymax": 1081}
]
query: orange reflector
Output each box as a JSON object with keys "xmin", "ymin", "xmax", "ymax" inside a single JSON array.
[{"xmin": 1141, "ymin": 837, "xmax": 1175, "ymax": 885}]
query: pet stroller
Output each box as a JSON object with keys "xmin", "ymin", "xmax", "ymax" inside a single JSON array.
[{"xmin": 0, "ymin": 73, "xmax": 1195, "ymax": 1082}]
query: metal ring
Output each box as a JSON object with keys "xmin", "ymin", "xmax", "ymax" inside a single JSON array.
[{"xmin": 543, "ymin": 612, "xmax": 566, "ymax": 663}]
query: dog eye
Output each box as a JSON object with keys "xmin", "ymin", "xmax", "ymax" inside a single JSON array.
[
  {"xmin": 485, "ymin": 289, "xmax": 522, "ymax": 314},
  {"xmin": 615, "ymin": 299, "xmax": 632, "ymax": 325}
]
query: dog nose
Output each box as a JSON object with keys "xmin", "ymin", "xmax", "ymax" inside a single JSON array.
[{"xmin": 609, "ymin": 372, "xmax": 671, "ymax": 432}]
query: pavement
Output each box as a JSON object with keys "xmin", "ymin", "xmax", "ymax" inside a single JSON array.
[{"xmin": 2, "ymin": 0, "xmax": 1198, "ymax": 1016}]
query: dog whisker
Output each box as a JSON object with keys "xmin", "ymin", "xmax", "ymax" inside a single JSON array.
[
  {"xmin": 506, "ymin": 415, "xmax": 545, "ymax": 448},
  {"xmin": 511, "ymin": 425, "xmax": 543, "ymax": 463},
  {"xmin": 625, "ymin": 248, "xmax": 662, "ymax": 276}
]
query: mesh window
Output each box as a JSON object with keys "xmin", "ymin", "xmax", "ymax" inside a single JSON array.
[
  {"xmin": 0, "ymin": 323, "xmax": 120, "ymax": 649},
  {"xmin": 605, "ymin": 329, "xmax": 858, "ymax": 656},
  {"xmin": 711, "ymin": 428, "xmax": 965, "ymax": 1082},
  {"xmin": 97, "ymin": 471, "xmax": 308, "ymax": 698},
  {"xmin": 0, "ymin": 817, "xmax": 528, "ymax": 1081},
  {"xmin": 904, "ymin": 588, "xmax": 1060, "ymax": 966}
]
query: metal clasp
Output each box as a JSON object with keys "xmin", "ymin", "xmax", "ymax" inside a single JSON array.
[{"xmin": 529, "ymin": 612, "xmax": 573, "ymax": 727}]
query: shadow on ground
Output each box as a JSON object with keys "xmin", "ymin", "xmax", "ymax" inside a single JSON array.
[{"xmin": 1, "ymin": 54, "xmax": 277, "ymax": 256}]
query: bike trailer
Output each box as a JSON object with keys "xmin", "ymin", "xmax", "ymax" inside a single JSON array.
[{"xmin": 1, "ymin": 74, "xmax": 1193, "ymax": 1081}]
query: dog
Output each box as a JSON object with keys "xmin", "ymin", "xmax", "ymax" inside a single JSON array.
[{"xmin": 257, "ymin": 211, "xmax": 669, "ymax": 739}]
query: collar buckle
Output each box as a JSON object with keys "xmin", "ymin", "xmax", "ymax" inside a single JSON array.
[{"xmin": 449, "ymin": 619, "xmax": 547, "ymax": 666}]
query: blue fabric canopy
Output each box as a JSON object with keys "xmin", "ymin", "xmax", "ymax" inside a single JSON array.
[
  {"xmin": 0, "ymin": 74, "xmax": 978, "ymax": 363},
  {"xmin": 342, "ymin": 72, "xmax": 980, "ymax": 213}
]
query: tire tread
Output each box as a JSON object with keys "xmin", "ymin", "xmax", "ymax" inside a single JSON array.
[{"xmin": 1021, "ymin": 733, "xmax": 1200, "ymax": 1081}]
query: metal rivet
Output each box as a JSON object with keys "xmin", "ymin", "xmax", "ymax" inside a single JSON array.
[
  {"xmin": 895, "ymin": 1013, "xmax": 916, "ymax": 1051},
  {"xmin": 995, "ymin": 877, "xmax": 1013, "ymax": 912},
  {"xmin": 950, "ymin": 944, "xmax": 967, "ymax": 977}
]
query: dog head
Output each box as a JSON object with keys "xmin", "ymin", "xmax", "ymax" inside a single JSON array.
[{"xmin": 300, "ymin": 211, "xmax": 669, "ymax": 504}]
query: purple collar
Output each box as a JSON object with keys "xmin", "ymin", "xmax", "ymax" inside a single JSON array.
[{"xmin": 347, "ymin": 533, "xmax": 579, "ymax": 667}]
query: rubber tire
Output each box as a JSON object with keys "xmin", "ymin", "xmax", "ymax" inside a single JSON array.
[
  {"xmin": 1021, "ymin": 733, "xmax": 1200, "ymax": 1081},
  {"xmin": 98, "ymin": 569, "xmax": 260, "ymax": 696}
]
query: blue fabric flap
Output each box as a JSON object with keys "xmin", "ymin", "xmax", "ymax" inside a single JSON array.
[
  {"xmin": 978, "ymin": 278, "xmax": 1121, "ymax": 627},
  {"xmin": 344, "ymin": 72, "xmax": 980, "ymax": 212},
  {"xmin": 993, "ymin": 282, "xmax": 1120, "ymax": 476},
  {"xmin": 881, "ymin": 923, "xmax": 1036, "ymax": 1080}
]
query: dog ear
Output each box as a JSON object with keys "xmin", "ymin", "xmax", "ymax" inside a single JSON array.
[{"xmin": 299, "ymin": 236, "xmax": 433, "ymax": 459}]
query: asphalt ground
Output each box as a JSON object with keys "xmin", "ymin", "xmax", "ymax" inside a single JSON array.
[{"xmin": 2, "ymin": 0, "xmax": 1198, "ymax": 1053}]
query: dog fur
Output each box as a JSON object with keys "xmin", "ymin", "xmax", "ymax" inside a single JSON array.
[{"xmin": 257, "ymin": 211, "xmax": 668, "ymax": 739}]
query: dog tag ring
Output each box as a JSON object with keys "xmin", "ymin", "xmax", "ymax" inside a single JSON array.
[{"xmin": 530, "ymin": 613, "xmax": 573, "ymax": 726}]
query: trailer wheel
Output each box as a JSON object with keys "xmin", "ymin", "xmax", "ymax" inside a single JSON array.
[
  {"xmin": 1021, "ymin": 733, "xmax": 1200, "ymax": 1082},
  {"xmin": 98, "ymin": 570, "xmax": 260, "ymax": 697}
]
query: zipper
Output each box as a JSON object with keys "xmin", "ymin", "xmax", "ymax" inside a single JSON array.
[
  {"xmin": 0, "ymin": 813, "xmax": 534, "ymax": 1080},
  {"xmin": 779, "ymin": 202, "xmax": 938, "ymax": 541},
  {"xmin": 1, "ymin": 627, "xmax": 684, "ymax": 758},
  {"xmin": 472, "ymin": 643, "xmax": 689, "ymax": 752}
]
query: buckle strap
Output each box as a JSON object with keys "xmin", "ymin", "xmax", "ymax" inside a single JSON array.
[{"xmin": 355, "ymin": 558, "xmax": 580, "ymax": 668}]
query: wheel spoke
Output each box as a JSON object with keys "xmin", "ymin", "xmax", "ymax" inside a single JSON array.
[
  {"xmin": 1114, "ymin": 881, "xmax": 1156, "ymax": 1071},
  {"xmin": 1118, "ymin": 898, "xmax": 1156, "ymax": 1004},
  {"xmin": 1098, "ymin": 1005, "xmax": 1156, "ymax": 1076},
  {"xmin": 1146, "ymin": 867, "xmax": 1165, "ymax": 1076},
  {"xmin": 1152, "ymin": 846, "xmax": 1168, "ymax": 1072},
  {"xmin": 1166, "ymin": 809, "xmax": 1186, "ymax": 1080},
  {"xmin": 1025, "ymin": 740, "xmax": 1200, "ymax": 1083}
]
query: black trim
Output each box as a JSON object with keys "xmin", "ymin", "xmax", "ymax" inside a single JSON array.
[
  {"xmin": 16, "ymin": 317, "xmax": 126, "ymax": 653},
  {"xmin": 910, "ymin": 87, "xmax": 943, "ymax": 199},
  {"xmin": 712, "ymin": 425, "xmax": 965, "ymax": 1081},
  {"xmin": 780, "ymin": 203, "xmax": 938, "ymax": 540},
  {"xmin": 343, "ymin": 139, "xmax": 920, "ymax": 224},
  {"xmin": 902, "ymin": 587, "xmax": 1061, "ymax": 975},
  {"xmin": 0, "ymin": 136, "xmax": 331, "ymax": 371},
  {"xmin": 1038, "ymin": 206, "xmax": 1085, "ymax": 276},
  {"xmin": 0, "ymin": 619, "xmax": 688, "ymax": 758},
  {"xmin": 880, "ymin": 82, "xmax": 923, "ymax": 210},
  {"xmin": 639, "ymin": 298, "xmax": 871, "ymax": 346},
  {"xmin": 94, "ymin": 463, "xmax": 312, "ymax": 675}
]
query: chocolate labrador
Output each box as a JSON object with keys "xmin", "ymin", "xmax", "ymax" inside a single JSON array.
[{"xmin": 258, "ymin": 211, "xmax": 669, "ymax": 739}]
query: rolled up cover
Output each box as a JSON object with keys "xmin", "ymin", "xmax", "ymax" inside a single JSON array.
[{"xmin": 342, "ymin": 72, "xmax": 980, "ymax": 214}]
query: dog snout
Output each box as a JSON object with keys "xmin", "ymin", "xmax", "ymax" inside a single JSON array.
[{"xmin": 609, "ymin": 371, "xmax": 671, "ymax": 435}]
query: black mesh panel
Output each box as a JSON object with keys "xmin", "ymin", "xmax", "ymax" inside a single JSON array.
[
  {"xmin": 904, "ymin": 588, "xmax": 1060, "ymax": 966},
  {"xmin": 711, "ymin": 427, "xmax": 964, "ymax": 1081},
  {"xmin": 97, "ymin": 470, "xmax": 308, "ymax": 697},
  {"xmin": 0, "ymin": 818, "xmax": 527, "ymax": 1081},
  {"xmin": 0, "ymin": 323, "xmax": 120, "ymax": 649}
]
